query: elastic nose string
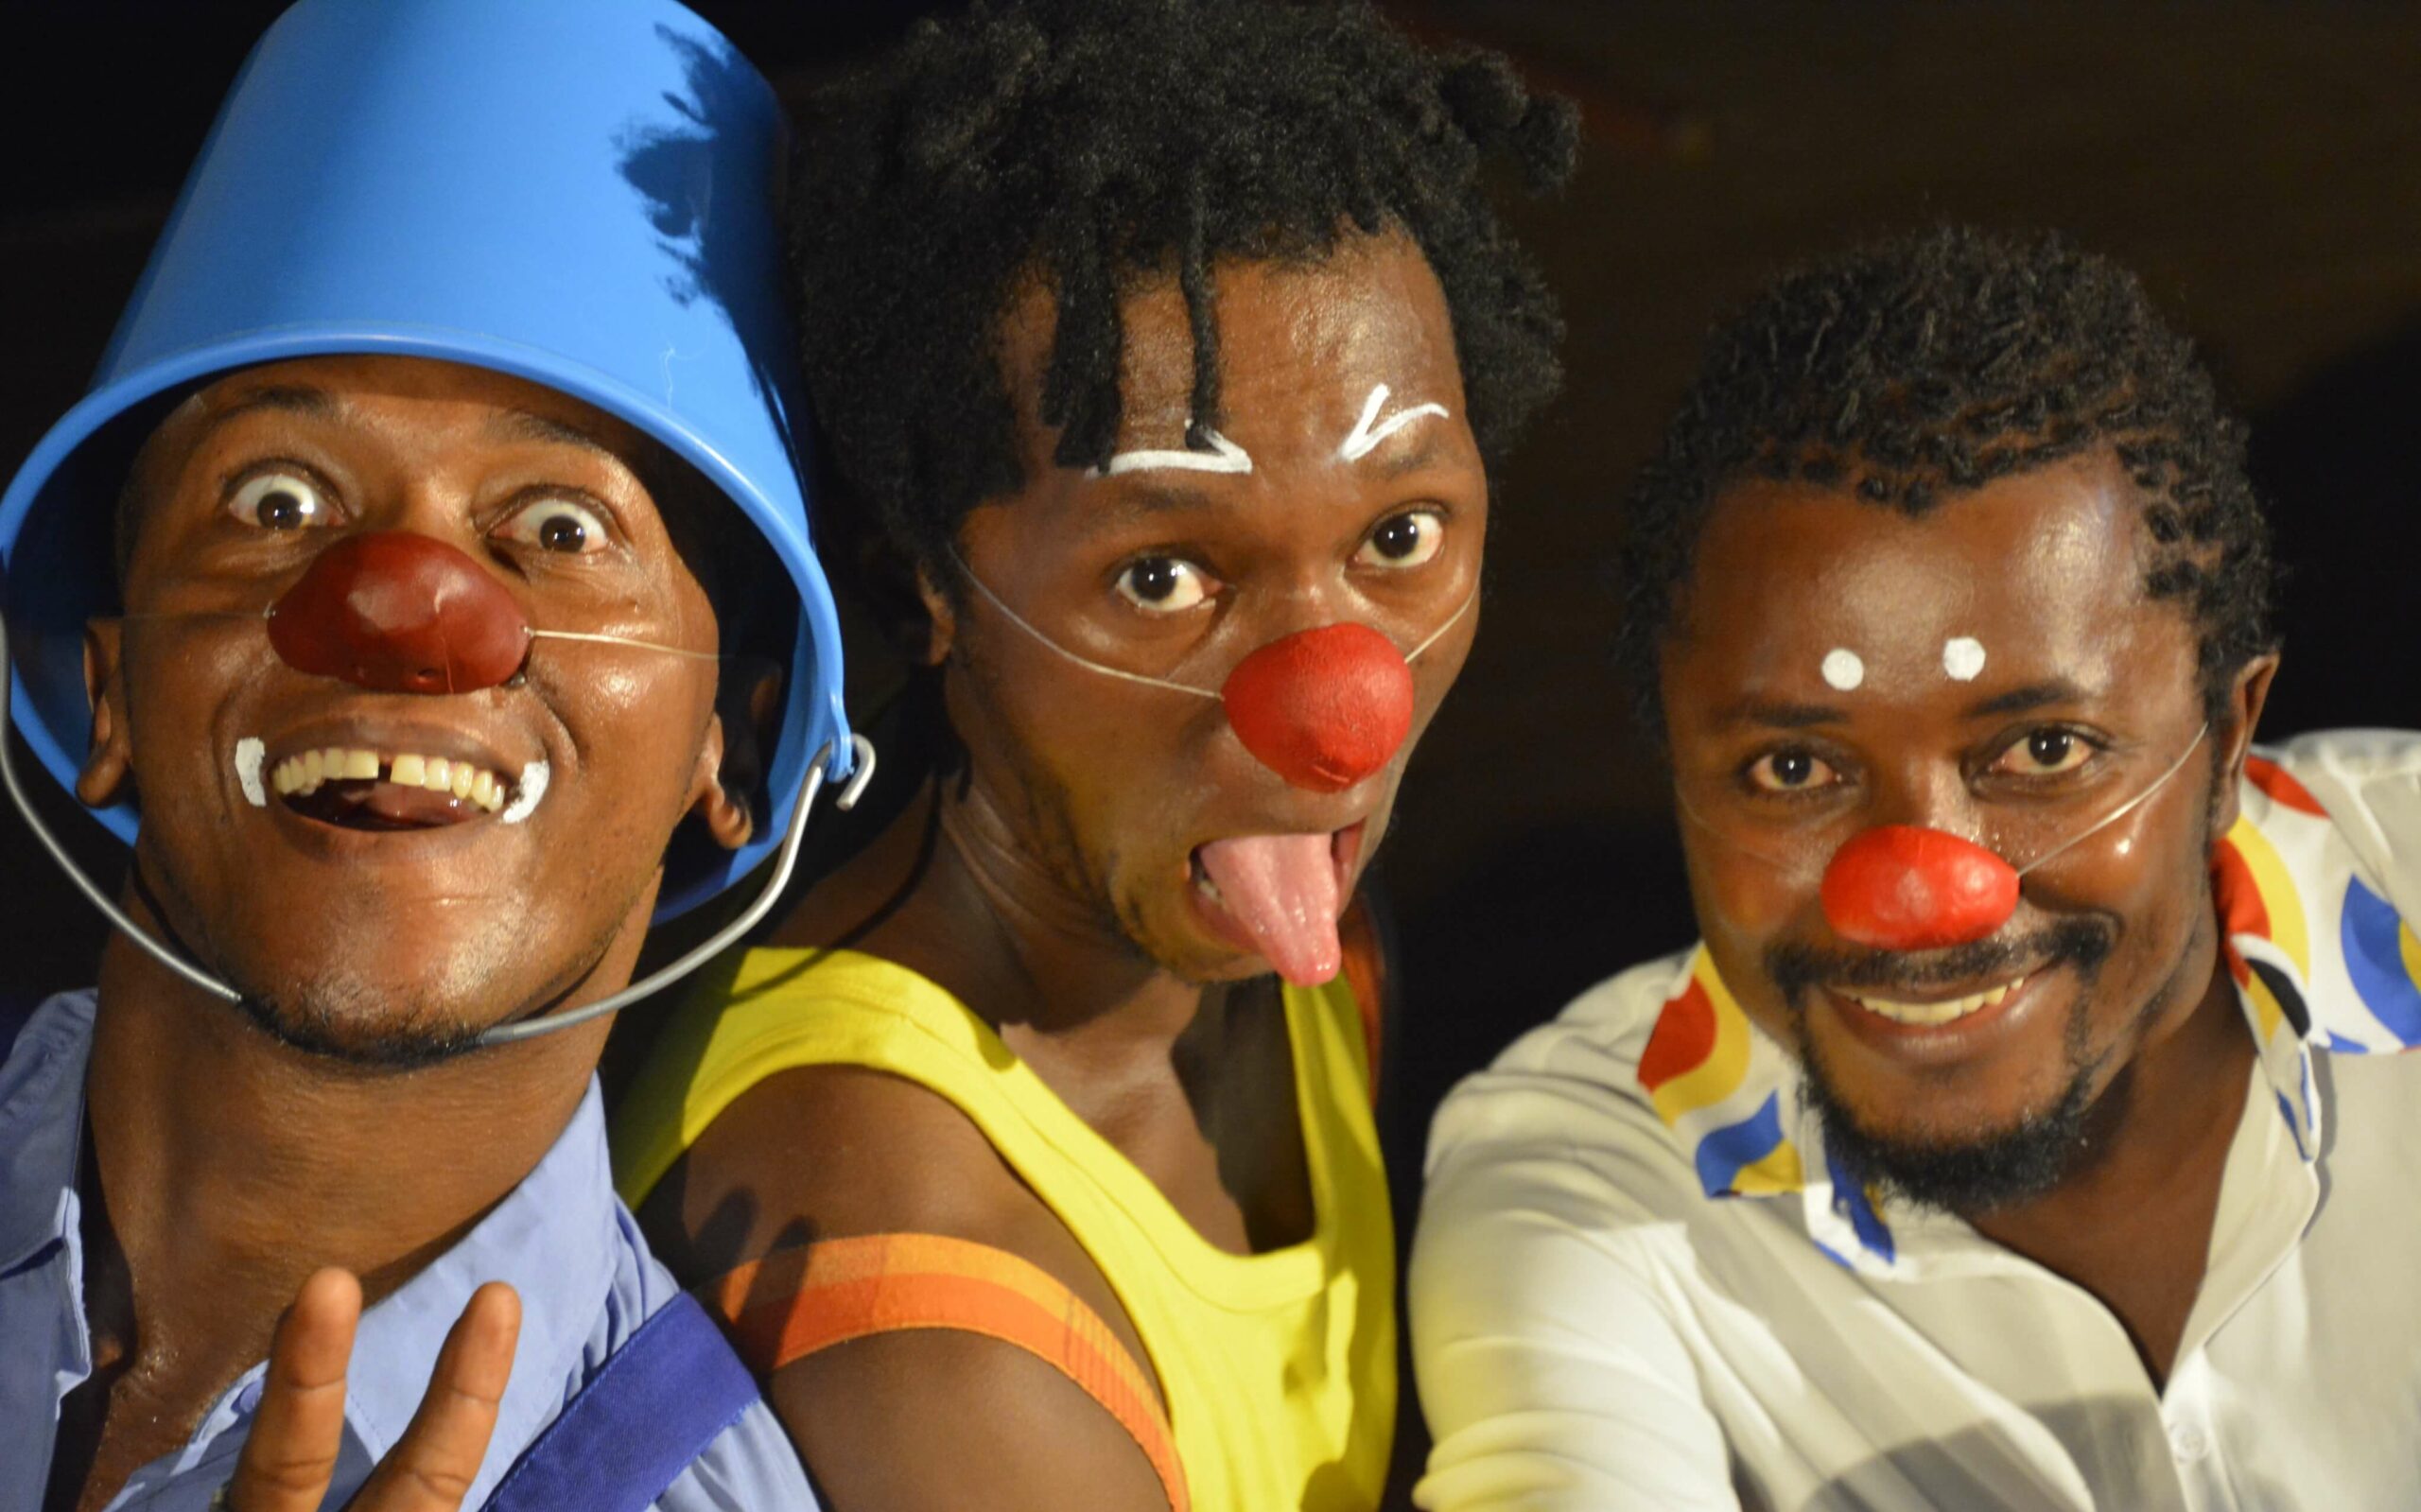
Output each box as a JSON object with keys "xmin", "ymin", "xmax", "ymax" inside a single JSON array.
[
  {"xmin": 0, "ymin": 600, "xmax": 877, "ymax": 1040},
  {"xmin": 2011, "ymin": 721, "xmax": 2207, "ymax": 878},
  {"xmin": 1671, "ymin": 721, "xmax": 2214, "ymax": 886},
  {"xmin": 945, "ymin": 547, "xmax": 1476, "ymax": 695},
  {"xmin": 125, "ymin": 608, "xmax": 725, "ymax": 665}
]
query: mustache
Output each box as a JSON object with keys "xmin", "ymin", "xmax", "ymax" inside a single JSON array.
[{"xmin": 1768, "ymin": 915, "xmax": 2116, "ymax": 1003}]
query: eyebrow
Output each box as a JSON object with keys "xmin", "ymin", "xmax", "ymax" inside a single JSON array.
[
  {"xmin": 1710, "ymin": 698, "xmax": 1848, "ymax": 731},
  {"xmin": 1962, "ymin": 679, "xmax": 2097, "ymax": 718},
  {"xmin": 206, "ymin": 384, "xmax": 337, "ymax": 427},
  {"xmin": 1090, "ymin": 429, "xmax": 1254, "ymax": 478},
  {"xmin": 490, "ymin": 408, "xmax": 616, "ymax": 455},
  {"xmin": 1339, "ymin": 384, "xmax": 1450, "ymax": 462}
]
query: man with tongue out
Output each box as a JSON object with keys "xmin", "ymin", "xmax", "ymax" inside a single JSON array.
[
  {"xmin": 1411, "ymin": 228, "xmax": 2421, "ymax": 1512},
  {"xmin": 609, "ymin": 4, "xmax": 1574, "ymax": 1509}
]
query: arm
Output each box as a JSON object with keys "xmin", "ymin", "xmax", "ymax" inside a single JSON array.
[
  {"xmin": 641, "ymin": 1066, "xmax": 1174, "ymax": 1512},
  {"xmin": 1409, "ymin": 1091, "xmax": 1740, "ymax": 1512}
]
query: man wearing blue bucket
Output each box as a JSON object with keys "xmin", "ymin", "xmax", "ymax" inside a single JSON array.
[{"xmin": 0, "ymin": 2, "xmax": 853, "ymax": 1508}]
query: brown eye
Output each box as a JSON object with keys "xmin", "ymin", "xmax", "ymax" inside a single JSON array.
[
  {"xmin": 1994, "ymin": 728, "xmax": 2094, "ymax": 776},
  {"xmin": 227, "ymin": 472, "xmax": 332, "ymax": 530},
  {"xmin": 496, "ymin": 497, "xmax": 610, "ymax": 555},
  {"xmin": 1114, "ymin": 555, "xmax": 1211, "ymax": 613},
  {"xmin": 1748, "ymin": 748, "xmax": 1841, "ymax": 793},
  {"xmin": 1353, "ymin": 509, "xmax": 1444, "ymax": 569}
]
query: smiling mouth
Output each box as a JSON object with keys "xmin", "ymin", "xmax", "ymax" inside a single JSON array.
[
  {"xmin": 1841, "ymin": 973, "xmax": 2029, "ymax": 1028},
  {"xmin": 236, "ymin": 740, "xmax": 547, "ymax": 829}
]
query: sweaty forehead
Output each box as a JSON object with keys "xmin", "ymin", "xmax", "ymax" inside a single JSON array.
[
  {"xmin": 999, "ymin": 228, "xmax": 1467, "ymax": 460},
  {"xmin": 1673, "ymin": 454, "xmax": 2168, "ymax": 698}
]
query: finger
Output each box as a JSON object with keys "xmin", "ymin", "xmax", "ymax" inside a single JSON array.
[
  {"xmin": 227, "ymin": 1268, "xmax": 364, "ymax": 1512},
  {"xmin": 351, "ymin": 1281, "xmax": 522, "ymax": 1512}
]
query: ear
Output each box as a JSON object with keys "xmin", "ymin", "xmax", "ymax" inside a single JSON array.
[
  {"xmin": 688, "ymin": 657, "xmax": 784, "ymax": 851},
  {"xmin": 2206, "ymin": 651, "xmax": 2281, "ymax": 838},
  {"xmin": 77, "ymin": 619, "xmax": 135, "ymax": 809},
  {"xmin": 912, "ymin": 555, "xmax": 958, "ymax": 668}
]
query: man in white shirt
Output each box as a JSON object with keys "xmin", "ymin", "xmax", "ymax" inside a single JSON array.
[{"xmin": 1410, "ymin": 227, "xmax": 2421, "ymax": 1512}]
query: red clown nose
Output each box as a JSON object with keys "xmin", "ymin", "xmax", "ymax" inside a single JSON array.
[
  {"xmin": 1219, "ymin": 623, "xmax": 1415, "ymax": 793},
  {"xmin": 267, "ymin": 531, "xmax": 532, "ymax": 694},
  {"xmin": 1820, "ymin": 825, "xmax": 2020, "ymax": 951}
]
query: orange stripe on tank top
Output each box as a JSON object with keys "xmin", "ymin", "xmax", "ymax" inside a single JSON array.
[{"xmin": 708, "ymin": 1233, "xmax": 1191, "ymax": 1512}]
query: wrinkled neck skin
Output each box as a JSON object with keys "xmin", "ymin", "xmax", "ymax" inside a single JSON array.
[
  {"xmin": 934, "ymin": 764, "xmax": 1217, "ymax": 1051},
  {"xmin": 77, "ymin": 881, "xmax": 620, "ymax": 1421}
]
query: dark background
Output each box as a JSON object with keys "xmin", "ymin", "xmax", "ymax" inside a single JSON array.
[{"xmin": 8, "ymin": 2, "xmax": 2420, "ymax": 1501}]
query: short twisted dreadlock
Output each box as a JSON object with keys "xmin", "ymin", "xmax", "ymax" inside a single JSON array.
[
  {"xmin": 788, "ymin": 0, "xmax": 1577, "ymax": 571},
  {"xmin": 1617, "ymin": 226, "xmax": 2279, "ymax": 735}
]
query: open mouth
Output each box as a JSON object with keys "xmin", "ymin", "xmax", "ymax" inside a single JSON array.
[
  {"xmin": 1187, "ymin": 822, "xmax": 1365, "ymax": 986},
  {"xmin": 1838, "ymin": 972, "xmax": 2031, "ymax": 1029},
  {"xmin": 237, "ymin": 739, "xmax": 546, "ymax": 830}
]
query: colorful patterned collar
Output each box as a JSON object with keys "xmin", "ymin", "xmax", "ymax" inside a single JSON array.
[{"xmin": 1636, "ymin": 754, "xmax": 2421, "ymax": 1276}]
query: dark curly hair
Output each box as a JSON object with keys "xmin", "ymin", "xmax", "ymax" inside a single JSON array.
[
  {"xmin": 1617, "ymin": 225, "xmax": 2279, "ymax": 735},
  {"xmin": 788, "ymin": 0, "xmax": 1577, "ymax": 572}
]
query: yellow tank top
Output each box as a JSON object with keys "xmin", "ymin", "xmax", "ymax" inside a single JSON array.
[{"xmin": 612, "ymin": 947, "xmax": 1397, "ymax": 1512}]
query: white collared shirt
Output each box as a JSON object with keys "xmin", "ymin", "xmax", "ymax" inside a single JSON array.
[{"xmin": 1410, "ymin": 731, "xmax": 2421, "ymax": 1512}]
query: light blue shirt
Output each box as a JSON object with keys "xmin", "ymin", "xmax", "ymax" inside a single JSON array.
[{"xmin": 0, "ymin": 989, "xmax": 818, "ymax": 1511}]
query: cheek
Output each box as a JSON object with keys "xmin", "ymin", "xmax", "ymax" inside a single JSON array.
[{"xmin": 1682, "ymin": 832, "xmax": 1823, "ymax": 950}]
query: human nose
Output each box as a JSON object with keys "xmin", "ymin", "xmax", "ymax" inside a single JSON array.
[
  {"xmin": 267, "ymin": 530, "xmax": 531, "ymax": 693},
  {"xmin": 1816, "ymin": 759, "xmax": 2020, "ymax": 951},
  {"xmin": 1220, "ymin": 620, "xmax": 1414, "ymax": 793}
]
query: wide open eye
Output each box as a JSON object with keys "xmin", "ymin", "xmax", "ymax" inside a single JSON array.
[
  {"xmin": 1353, "ymin": 509, "xmax": 1445, "ymax": 569},
  {"xmin": 1991, "ymin": 727, "xmax": 2096, "ymax": 777},
  {"xmin": 495, "ymin": 496, "xmax": 612, "ymax": 555},
  {"xmin": 1114, "ymin": 555, "xmax": 1212, "ymax": 614},
  {"xmin": 227, "ymin": 471, "xmax": 334, "ymax": 530},
  {"xmin": 1748, "ymin": 747, "xmax": 1843, "ymax": 794}
]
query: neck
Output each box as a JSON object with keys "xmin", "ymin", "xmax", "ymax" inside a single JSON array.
[
  {"xmin": 1968, "ymin": 912, "xmax": 2255, "ymax": 1276},
  {"xmin": 79, "ymin": 906, "xmax": 613, "ymax": 1406},
  {"xmin": 936, "ymin": 772, "xmax": 1212, "ymax": 1045},
  {"xmin": 795, "ymin": 767, "xmax": 1216, "ymax": 1055}
]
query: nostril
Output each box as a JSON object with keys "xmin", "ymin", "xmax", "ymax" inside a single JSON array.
[
  {"xmin": 1820, "ymin": 825, "xmax": 2019, "ymax": 951},
  {"xmin": 268, "ymin": 531, "xmax": 531, "ymax": 694},
  {"xmin": 1220, "ymin": 622, "xmax": 1414, "ymax": 794}
]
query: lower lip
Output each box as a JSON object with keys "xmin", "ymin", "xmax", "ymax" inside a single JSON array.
[
  {"xmin": 1822, "ymin": 970, "xmax": 2048, "ymax": 1063},
  {"xmin": 263, "ymin": 792, "xmax": 514, "ymax": 861}
]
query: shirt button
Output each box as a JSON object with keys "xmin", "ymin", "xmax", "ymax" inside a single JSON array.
[
  {"xmin": 235, "ymin": 1380, "xmax": 265, "ymax": 1416},
  {"xmin": 2168, "ymin": 1419, "xmax": 2211, "ymax": 1463}
]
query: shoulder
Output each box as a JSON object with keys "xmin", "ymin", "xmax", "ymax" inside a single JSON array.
[
  {"xmin": 1425, "ymin": 949, "xmax": 1697, "ymax": 1186},
  {"xmin": 1414, "ymin": 951, "xmax": 1711, "ymax": 1300},
  {"xmin": 2247, "ymin": 729, "xmax": 2421, "ymax": 900},
  {"xmin": 647, "ymin": 1056, "xmax": 1081, "ymax": 1281}
]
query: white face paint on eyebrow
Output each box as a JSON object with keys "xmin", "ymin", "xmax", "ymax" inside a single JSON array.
[
  {"xmin": 1942, "ymin": 636, "xmax": 1987, "ymax": 682},
  {"xmin": 1338, "ymin": 383, "xmax": 1450, "ymax": 463},
  {"xmin": 1088, "ymin": 428, "xmax": 1253, "ymax": 478},
  {"xmin": 1821, "ymin": 648, "xmax": 1866, "ymax": 691}
]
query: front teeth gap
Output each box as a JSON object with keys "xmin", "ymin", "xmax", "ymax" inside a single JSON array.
[{"xmin": 267, "ymin": 746, "xmax": 511, "ymax": 814}]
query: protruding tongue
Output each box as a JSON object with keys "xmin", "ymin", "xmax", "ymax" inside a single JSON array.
[{"xmin": 1196, "ymin": 832, "xmax": 1342, "ymax": 986}]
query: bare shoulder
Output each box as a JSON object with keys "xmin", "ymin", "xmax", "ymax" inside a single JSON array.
[
  {"xmin": 639, "ymin": 1065, "xmax": 1176, "ymax": 1507},
  {"xmin": 771, "ymin": 1322, "xmax": 1175, "ymax": 1511}
]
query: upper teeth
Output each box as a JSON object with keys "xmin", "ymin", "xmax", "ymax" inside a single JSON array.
[
  {"xmin": 265, "ymin": 745, "xmax": 514, "ymax": 813},
  {"xmin": 1848, "ymin": 980, "xmax": 2019, "ymax": 1026}
]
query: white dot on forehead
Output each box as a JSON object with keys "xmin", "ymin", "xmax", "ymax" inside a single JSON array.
[
  {"xmin": 1820, "ymin": 648, "xmax": 1866, "ymax": 691},
  {"xmin": 1942, "ymin": 637, "xmax": 1987, "ymax": 682}
]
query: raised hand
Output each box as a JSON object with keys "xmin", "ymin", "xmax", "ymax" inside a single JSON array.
[{"xmin": 223, "ymin": 1267, "xmax": 522, "ymax": 1512}]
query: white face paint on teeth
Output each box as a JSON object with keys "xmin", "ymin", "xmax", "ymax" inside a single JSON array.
[
  {"xmin": 235, "ymin": 738, "xmax": 267, "ymax": 807},
  {"xmin": 498, "ymin": 760, "xmax": 548, "ymax": 824},
  {"xmin": 1847, "ymin": 978, "xmax": 2020, "ymax": 1027}
]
